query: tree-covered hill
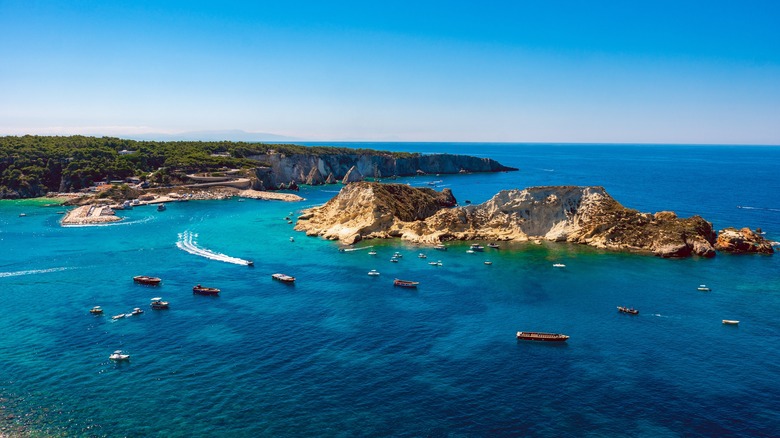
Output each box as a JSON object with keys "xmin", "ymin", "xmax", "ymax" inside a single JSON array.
[{"xmin": 0, "ymin": 136, "xmax": 417, "ymax": 198}]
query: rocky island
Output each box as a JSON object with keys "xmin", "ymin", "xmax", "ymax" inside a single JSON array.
[{"xmin": 295, "ymin": 182, "xmax": 774, "ymax": 258}]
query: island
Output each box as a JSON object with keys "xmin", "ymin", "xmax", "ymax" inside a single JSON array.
[{"xmin": 295, "ymin": 182, "xmax": 774, "ymax": 257}]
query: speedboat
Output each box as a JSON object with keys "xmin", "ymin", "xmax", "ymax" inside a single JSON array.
[
  {"xmin": 722, "ymin": 320, "xmax": 739, "ymax": 325},
  {"xmin": 484, "ymin": 261, "xmax": 493, "ymax": 265},
  {"xmin": 130, "ymin": 307, "xmax": 144, "ymax": 316},
  {"xmin": 368, "ymin": 250, "xmax": 377, "ymax": 255},
  {"xmin": 553, "ymin": 263, "xmax": 566, "ymax": 268},
  {"xmin": 393, "ymin": 252, "xmax": 403, "ymax": 258},
  {"xmin": 368, "ymin": 270, "xmax": 380, "ymax": 276},
  {"xmin": 193, "ymin": 284, "xmax": 221, "ymax": 295},
  {"xmin": 109, "ymin": 350, "xmax": 130, "ymax": 361},
  {"xmin": 429, "ymin": 261, "xmax": 438, "ymax": 266},
  {"xmin": 418, "ymin": 253, "xmax": 427, "ymax": 259},
  {"xmin": 112, "ymin": 313, "xmax": 125, "ymax": 320},
  {"xmin": 466, "ymin": 250, "xmax": 475, "ymax": 254},
  {"xmin": 697, "ymin": 285, "xmax": 711, "ymax": 291},
  {"xmin": 89, "ymin": 306, "xmax": 104, "ymax": 315},
  {"xmin": 150, "ymin": 297, "xmax": 170, "ymax": 309},
  {"xmin": 246, "ymin": 260, "xmax": 254, "ymax": 267}
]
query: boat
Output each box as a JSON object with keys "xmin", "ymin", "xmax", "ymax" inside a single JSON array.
[
  {"xmin": 418, "ymin": 253, "xmax": 427, "ymax": 259},
  {"xmin": 157, "ymin": 203, "xmax": 166, "ymax": 211},
  {"xmin": 484, "ymin": 261, "xmax": 493, "ymax": 265},
  {"xmin": 553, "ymin": 263, "xmax": 566, "ymax": 268},
  {"xmin": 437, "ymin": 261, "xmax": 442, "ymax": 266},
  {"xmin": 368, "ymin": 270, "xmax": 380, "ymax": 276},
  {"xmin": 393, "ymin": 252, "xmax": 403, "ymax": 258},
  {"xmin": 466, "ymin": 250, "xmax": 475, "ymax": 254},
  {"xmin": 246, "ymin": 260, "xmax": 254, "ymax": 267},
  {"xmin": 271, "ymin": 273, "xmax": 295, "ymax": 283},
  {"xmin": 433, "ymin": 244, "xmax": 447, "ymax": 251},
  {"xmin": 133, "ymin": 275, "xmax": 161, "ymax": 286},
  {"xmin": 150, "ymin": 297, "xmax": 169, "ymax": 309},
  {"xmin": 368, "ymin": 250, "xmax": 377, "ymax": 255},
  {"xmin": 617, "ymin": 306, "xmax": 639, "ymax": 315},
  {"xmin": 109, "ymin": 350, "xmax": 130, "ymax": 361},
  {"xmin": 289, "ymin": 237, "xmax": 295, "ymax": 242},
  {"xmin": 193, "ymin": 284, "xmax": 221, "ymax": 295},
  {"xmin": 697, "ymin": 285, "xmax": 711, "ymax": 291},
  {"xmin": 487, "ymin": 243, "xmax": 500, "ymax": 249},
  {"xmin": 89, "ymin": 306, "xmax": 103, "ymax": 315},
  {"xmin": 722, "ymin": 320, "xmax": 740, "ymax": 325},
  {"xmin": 393, "ymin": 279, "xmax": 419, "ymax": 288},
  {"xmin": 19, "ymin": 213, "xmax": 26, "ymax": 217},
  {"xmin": 516, "ymin": 331, "xmax": 569, "ymax": 342},
  {"xmin": 130, "ymin": 307, "xmax": 144, "ymax": 316},
  {"xmin": 428, "ymin": 261, "xmax": 439, "ymax": 266},
  {"xmin": 112, "ymin": 313, "xmax": 125, "ymax": 320},
  {"xmin": 390, "ymin": 258, "xmax": 399, "ymax": 263},
  {"xmin": 469, "ymin": 244, "xmax": 485, "ymax": 252}
]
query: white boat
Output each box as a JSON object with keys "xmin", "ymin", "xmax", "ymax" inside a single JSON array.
[
  {"xmin": 722, "ymin": 320, "xmax": 739, "ymax": 325},
  {"xmin": 368, "ymin": 270, "xmax": 380, "ymax": 276},
  {"xmin": 418, "ymin": 253, "xmax": 427, "ymax": 259},
  {"xmin": 89, "ymin": 306, "xmax": 103, "ymax": 315},
  {"xmin": 393, "ymin": 252, "xmax": 403, "ymax": 258},
  {"xmin": 368, "ymin": 250, "xmax": 377, "ymax": 255},
  {"xmin": 157, "ymin": 203, "xmax": 166, "ymax": 211},
  {"xmin": 553, "ymin": 263, "xmax": 566, "ymax": 268},
  {"xmin": 466, "ymin": 250, "xmax": 475, "ymax": 254},
  {"xmin": 429, "ymin": 261, "xmax": 438, "ymax": 266},
  {"xmin": 130, "ymin": 307, "xmax": 144, "ymax": 316},
  {"xmin": 112, "ymin": 313, "xmax": 125, "ymax": 320},
  {"xmin": 290, "ymin": 237, "xmax": 294, "ymax": 242},
  {"xmin": 390, "ymin": 258, "xmax": 399, "ymax": 263},
  {"xmin": 469, "ymin": 244, "xmax": 485, "ymax": 252},
  {"xmin": 437, "ymin": 261, "xmax": 442, "ymax": 266},
  {"xmin": 109, "ymin": 350, "xmax": 130, "ymax": 361},
  {"xmin": 433, "ymin": 244, "xmax": 447, "ymax": 251},
  {"xmin": 484, "ymin": 261, "xmax": 493, "ymax": 265},
  {"xmin": 697, "ymin": 285, "xmax": 711, "ymax": 291}
]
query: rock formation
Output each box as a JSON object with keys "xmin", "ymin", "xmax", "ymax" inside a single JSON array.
[
  {"xmin": 325, "ymin": 173, "xmax": 337, "ymax": 184},
  {"xmin": 714, "ymin": 227, "xmax": 774, "ymax": 254},
  {"xmin": 294, "ymin": 182, "xmax": 769, "ymax": 258},
  {"xmin": 248, "ymin": 152, "xmax": 516, "ymax": 190},
  {"xmin": 342, "ymin": 166, "xmax": 363, "ymax": 184},
  {"xmin": 305, "ymin": 167, "xmax": 325, "ymax": 185}
]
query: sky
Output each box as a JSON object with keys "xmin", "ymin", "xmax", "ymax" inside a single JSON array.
[{"xmin": 1, "ymin": 0, "xmax": 779, "ymax": 144}]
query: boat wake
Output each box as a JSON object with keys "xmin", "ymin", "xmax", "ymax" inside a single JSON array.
[
  {"xmin": 340, "ymin": 246, "xmax": 375, "ymax": 252},
  {"xmin": 737, "ymin": 206, "xmax": 780, "ymax": 212},
  {"xmin": 0, "ymin": 267, "xmax": 70, "ymax": 278},
  {"xmin": 63, "ymin": 216, "xmax": 156, "ymax": 228},
  {"xmin": 176, "ymin": 231, "xmax": 252, "ymax": 266}
]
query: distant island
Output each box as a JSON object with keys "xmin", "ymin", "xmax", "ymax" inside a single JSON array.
[
  {"xmin": 0, "ymin": 136, "xmax": 516, "ymax": 200},
  {"xmin": 295, "ymin": 182, "xmax": 774, "ymax": 258}
]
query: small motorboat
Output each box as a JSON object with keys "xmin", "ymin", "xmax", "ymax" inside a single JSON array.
[
  {"xmin": 516, "ymin": 331, "xmax": 569, "ymax": 342},
  {"xmin": 617, "ymin": 306, "xmax": 639, "ymax": 315},
  {"xmin": 133, "ymin": 275, "xmax": 161, "ymax": 286},
  {"xmin": 418, "ymin": 253, "xmax": 427, "ymax": 259},
  {"xmin": 89, "ymin": 306, "xmax": 104, "ymax": 315},
  {"xmin": 428, "ymin": 261, "xmax": 439, "ymax": 266},
  {"xmin": 19, "ymin": 213, "xmax": 27, "ymax": 217},
  {"xmin": 368, "ymin": 250, "xmax": 377, "ymax": 255},
  {"xmin": 393, "ymin": 252, "xmax": 403, "ymax": 258},
  {"xmin": 394, "ymin": 279, "xmax": 419, "ymax": 288},
  {"xmin": 289, "ymin": 237, "xmax": 295, "ymax": 242},
  {"xmin": 112, "ymin": 313, "xmax": 125, "ymax": 320},
  {"xmin": 368, "ymin": 270, "xmax": 380, "ymax": 276},
  {"xmin": 487, "ymin": 243, "xmax": 500, "ymax": 249},
  {"xmin": 466, "ymin": 250, "xmax": 475, "ymax": 254},
  {"xmin": 553, "ymin": 263, "xmax": 566, "ymax": 268},
  {"xmin": 157, "ymin": 203, "xmax": 166, "ymax": 211},
  {"xmin": 109, "ymin": 350, "xmax": 130, "ymax": 361},
  {"xmin": 433, "ymin": 244, "xmax": 447, "ymax": 251},
  {"xmin": 722, "ymin": 320, "xmax": 740, "ymax": 325},
  {"xmin": 390, "ymin": 258, "xmax": 399, "ymax": 263},
  {"xmin": 697, "ymin": 285, "xmax": 711, "ymax": 291},
  {"xmin": 484, "ymin": 261, "xmax": 493, "ymax": 265},
  {"xmin": 469, "ymin": 244, "xmax": 485, "ymax": 252},
  {"xmin": 130, "ymin": 307, "xmax": 144, "ymax": 316},
  {"xmin": 271, "ymin": 273, "xmax": 295, "ymax": 283},
  {"xmin": 150, "ymin": 297, "xmax": 169, "ymax": 309},
  {"xmin": 436, "ymin": 261, "xmax": 442, "ymax": 266},
  {"xmin": 193, "ymin": 284, "xmax": 221, "ymax": 295},
  {"xmin": 246, "ymin": 260, "xmax": 254, "ymax": 267}
]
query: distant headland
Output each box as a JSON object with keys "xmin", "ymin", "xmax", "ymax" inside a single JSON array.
[
  {"xmin": 0, "ymin": 135, "xmax": 516, "ymax": 201},
  {"xmin": 295, "ymin": 182, "xmax": 774, "ymax": 258}
]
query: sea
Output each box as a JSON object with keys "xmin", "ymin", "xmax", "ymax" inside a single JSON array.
[{"xmin": 1, "ymin": 143, "xmax": 779, "ymax": 437}]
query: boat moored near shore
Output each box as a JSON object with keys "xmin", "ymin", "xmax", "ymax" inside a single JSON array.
[{"xmin": 516, "ymin": 331, "xmax": 569, "ymax": 342}]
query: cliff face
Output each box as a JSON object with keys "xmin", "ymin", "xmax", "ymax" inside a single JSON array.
[
  {"xmin": 294, "ymin": 183, "xmax": 757, "ymax": 258},
  {"xmin": 249, "ymin": 152, "xmax": 516, "ymax": 190},
  {"xmin": 714, "ymin": 227, "xmax": 774, "ymax": 254}
]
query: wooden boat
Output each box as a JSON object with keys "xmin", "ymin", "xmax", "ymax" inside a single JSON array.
[
  {"xmin": 150, "ymin": 297, "xmax": 169, "ymax": 309},
  {"xmin": 271, "ymin": 273, "xmax": 295, "ymax": 283},
  {"xmin": 193, "ymin": 284, "xmax": 221, "ymax": 295},
  {"xmin": 516, "ymin": 331, "xmax": 569, "ymax": 342},
  {"xmin": 89, "ymin": 306, "xmax": 103, "ymax": 315},
  {"xmin": 617, "ymin": 306, "xmax": 639, "ymax": 315},
  {"xmin": 697, "ymin": 285, "xmax": 711, "ymax": 291},
  {"xmin": 133, "ymin": 275, "xmax": 161, "ymax": 286},
  {"xmin": 393, "ymin": 279, "xmax": 419, "ymax": 288},
  {"xmin": 722, "ymin": 320, "xmax": 740, "ymax": 325}
]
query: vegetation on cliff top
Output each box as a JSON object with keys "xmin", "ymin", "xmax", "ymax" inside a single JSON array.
[{"xmin": 0, "ymin": 136, "xmax": 419, "ymax": 198}]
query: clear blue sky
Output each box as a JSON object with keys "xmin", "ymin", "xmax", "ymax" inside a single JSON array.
[{"xmin": 1, "ymin": 0, "xmax": 779, "ymax": 144}]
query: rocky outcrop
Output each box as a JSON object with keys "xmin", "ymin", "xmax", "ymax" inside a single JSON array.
[
  {"xmin": 305, "ymin": 167, "xmax": 325, "ymax": 185},
  {"xmin": 342, "ymin": 166, "xmax": 363, "ymax": 184},
  {"xmin": 248, "ymin": 152, "xmax": 516, "ymax": 190},
  {"xmin": 295, "ymin": 183, "xmax": 735, "ymax": 258},
  {"xmin": 714, "ymin": 227, "xmax": 774, "ymax": 254},
  {"xmin": 325, "ymin": 173, "xmax": 337, "ymax": 184}
]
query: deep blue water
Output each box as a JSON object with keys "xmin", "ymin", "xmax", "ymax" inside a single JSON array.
[{"xmin": 2, "ymin": 143, "xmax": 779, "ymax": 437}]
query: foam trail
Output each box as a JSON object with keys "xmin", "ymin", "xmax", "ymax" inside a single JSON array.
[
  {"xmin": 176, "ymin": 231, "xmax": 251, "ymax": 265},
  {"xmin": 341, "ymin": 246, "xmax": 374, "ymax": 252},
  {"xmin": 0, "ymin": 267, "xmax": 69, "ymax": 278}
]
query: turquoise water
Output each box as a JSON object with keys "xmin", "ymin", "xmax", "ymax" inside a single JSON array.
[{"xmin": 2, "ymin": 144, "xmax": 779, "ymax": 437}]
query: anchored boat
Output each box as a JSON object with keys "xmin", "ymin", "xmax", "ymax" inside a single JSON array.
[
  {"xmin": 193, "ymin": 284, "xmax": 221, "ymax": 295},
  {"xmin": 133, "ymin": 275, "xmax": 161, "ymax": 286},
  {"xmin": 516, "ymin": 331, "xmax": 569, "ymax": 342},
  {"xmin": 393, "ymin": 279, "xmax": 419, "ymax": 288}
]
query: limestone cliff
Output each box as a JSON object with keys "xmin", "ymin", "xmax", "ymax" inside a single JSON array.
[
  {"xmin": 714, "ymin": 227, "xmax": 774, "ymax": 254},
  {"xmin": 248, "ymin": 152, "xmax": 516, "ymax": 190},
  {"xmin": 294, "ymin": 183, "xmax": 759, "ymax": 258}
]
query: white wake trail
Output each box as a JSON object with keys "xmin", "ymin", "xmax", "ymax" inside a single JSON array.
[
  {"xmin": 0, "ymin": 267, "xmax": 70, "ymax": 278},
  {"xmin": 176, "ymin": 231, "xmax": 251, "ymax": 265}
]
